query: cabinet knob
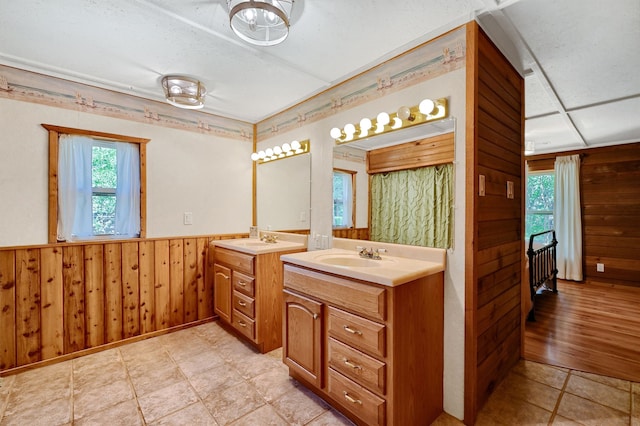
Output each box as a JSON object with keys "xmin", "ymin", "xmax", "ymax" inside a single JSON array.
[{"xmin": 343, "ymin": 325, "xmax": 362, "ymax": 335}]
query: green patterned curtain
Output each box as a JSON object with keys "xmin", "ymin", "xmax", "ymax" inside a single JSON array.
[{"xmin": 370, "ymin": 164, "xmax": 453, "ymax": 248}]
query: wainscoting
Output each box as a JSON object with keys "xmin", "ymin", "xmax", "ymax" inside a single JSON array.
[{"xmin": 0, "ymin": 234, "xmax": 245, "ymax": 374}]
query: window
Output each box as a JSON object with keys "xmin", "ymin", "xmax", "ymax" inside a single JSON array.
[
  {"xmin": 526, "ymin": 171, "xmax": 554, "ymax": 242},
  {"xmin": 332, "ymin": 169, "xmax": 355, "ymax": 228},
  {"xmin": 43, "ymin": 124, "xmax": 148, "ymax": 243}
]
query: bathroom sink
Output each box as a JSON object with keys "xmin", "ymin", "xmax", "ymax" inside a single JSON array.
[
  {"xmin": 314, "ymin": 254, "xmax": 386, "ymax": 268},
  {"xmin": 237, "ymin": 241, "xmax": 272, "ymax": 247}
]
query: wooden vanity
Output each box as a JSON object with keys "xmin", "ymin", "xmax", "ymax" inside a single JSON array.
[
  {"xmin": 281, "ymin": 240, "xmax": 445, "ymax": 426},
  {"xmin": 210, "ymin": 234, "xmax": 306, "ymax": 353}
]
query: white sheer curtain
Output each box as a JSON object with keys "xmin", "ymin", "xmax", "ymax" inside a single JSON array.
[
  {"xmin": 57, "ymin": 135, "xmax": 94, "ymax": 241},
  {"xmin": 554, "ymin": 154, "xmax": 583, "ymax": 281},
  {"xmin": 115, "ymin": 142, "xmax": 140, "ymax": 237}
]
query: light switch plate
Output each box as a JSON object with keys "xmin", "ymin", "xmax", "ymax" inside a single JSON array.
[
  {"xmin": 506, "ymin": 181, "xmax": 514, "ymax": 199},
  {"xmin": 183, "ymin": 212, "xmax": 193, "ymax": 225},
  {"xmin": 479, "ymin": 175, "xmax": 486, "ymax": 197}
]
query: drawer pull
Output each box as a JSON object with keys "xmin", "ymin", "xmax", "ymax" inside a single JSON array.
[
  {"xmin": 238, "ymin": 320, "xmax": 247, "ymax": 327},
  {"xmin": 238, "ymin": 281, "xmax": 247, "ymax": 287},
  {"xmin": 343, "ymin": 358, "xmax": 361, "ymax": 370},
  {"xmin": 217, "ymin": 272, "xmax": 229, "ymax": 279},
  {"xmin": 343, "ymin": 325, "xmax": 362, "ymax": 335},
  {"xmin": 343, "ymin": 391, "xmax": 362, "ymax": 405},
  {"xmin": 238, "ymin": 300, "xmax": 247, "ymax": 307}
]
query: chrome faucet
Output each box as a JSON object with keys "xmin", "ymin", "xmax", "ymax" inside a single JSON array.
[
  {"xmin": 260, "ymin": 234, "xmax": 278, "ymax": 244},
  {"xmin": 358, "ymin": 247, "xmax": 382, "ymax": 260}
]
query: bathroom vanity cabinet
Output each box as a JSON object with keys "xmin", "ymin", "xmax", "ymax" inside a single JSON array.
[
  {"xmin": 211, "ymin": 243, "xmax": 305, "ymax": 353},
  {"xmin": 282, "ymin": 262, "xmax": 444, "ymax": 426}
]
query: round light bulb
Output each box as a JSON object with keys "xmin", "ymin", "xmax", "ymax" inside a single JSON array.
[
  {"xmin": 251, "ymin": 152, "xmax": 260, "ymax": 161},
  {"xmin": 291, "ymin": 140, "xmax": 301, "ymax": 150},
  {"xmin": 344, "ymin": 123, "xmax": 356, "ymax": 135},
  {"xmin": 273, "ymin": 146, "xmax": 282, "ymax": 155},
  {"xmin": 265, "ymin": 148, "xmax": 274, "ymax": 157},
  {"xmin": 359, "ymin": 118, "xmax": 372, "ymax": 130},
  {"xmin": 282, "ymin": 143, "xmax": 291, "ymax": 152},
  {"xmin": 419, "ymin": 99, "xmax": 436, "ymax": 115},
  {"xmin": 376, "ymin": 112, "xmax": 390, "ymax": 126},
  {"xmin": 392, "ymin": 117, "xmax": 402, "ymax": 129},
  {"xmin": 397, "ymin": 106, "xmax": 414, "ymax": 121},
  {"xmin": 330, "ymin": 127, "xmax": 342, "ymax": 139},
  {"xmin": 258, "ymin": 150, "xmax": 266, "ymax": 159}
]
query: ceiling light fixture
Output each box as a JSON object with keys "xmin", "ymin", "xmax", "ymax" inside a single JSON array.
[
  {"xmin": 227, "ymin": 0, "xmax": 294, "ymax": 46},
  {"xmin": 161, "ymin": 75, "xmax": 206, "ymax": 109}
]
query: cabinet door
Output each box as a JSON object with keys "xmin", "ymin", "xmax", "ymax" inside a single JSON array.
[
  {"xmin": 213, "ymin": 264, "xmax": 232, "ymax": 323},
  {"xmin": 283, "ymin": 290, "xmax": 323, "ymax": 388}
]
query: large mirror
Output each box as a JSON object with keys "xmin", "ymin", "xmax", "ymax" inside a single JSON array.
[
  {"xmin": 332, "ymin": 118, "xmax": 456, "ymax": 246},
  {"xmin": 257, "ymin": 152, "xmax": 311, "ymax": 232}
]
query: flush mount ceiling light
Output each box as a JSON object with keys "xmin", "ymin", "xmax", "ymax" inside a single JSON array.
[
  {"xmin": 227, "ymin": 0, "xmax": 294, "ymax": 46},
  {"xmin": 161, "ymin": 75, "xmax": 206, "ymax": 109}
]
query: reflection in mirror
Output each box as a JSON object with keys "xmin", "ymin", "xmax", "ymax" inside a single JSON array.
[
  {"xmin": 332, "ymin": 118, "xmax": 456, "ymax": 246},
  {"xmin": 333, "ymin": 146, "xmax": 368, "ymax": 239},
  {"xmin": 257, "ymin": 152, "xmax": 311, "ymax": 232}
]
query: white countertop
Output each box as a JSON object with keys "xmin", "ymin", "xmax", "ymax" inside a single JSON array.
[
  {"xmin": 212, "ymin": 232, "xmax": 307, "ymax": 255},
  {"xmin": 281, "ymin": 243, "xmax": 446, "ymax": 287}
]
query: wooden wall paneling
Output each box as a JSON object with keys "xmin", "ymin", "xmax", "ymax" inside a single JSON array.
[
  {"xmin": 183, "ymin": 238, "xmax": 198, "ymax": 323},
  {"xmin": 196, "ymin": 238, "xmax": 210, "ymax": 320},
  {"xmin": 139, "ymin": 241, "xmax": 155, "ymax": 334},
  {"xmin": 169, "ymin": 239, "xmax": 184, "ymax": 327},
  {"xmin": 122, "ymin": 242, "xmax": 140, "ymax": 338},
  {"xmin": 0, "ymin": 250, "xmax": 17, "ymax": 370},
  {"xmin": 63, "ymin": 245, "xmax": 85, "ymax": 353},
  {"xmin": 104, "ymin": 243, "xmax": 123, "ymax": 343},
  {"xmin": 367, "ymin": 133, "xmax": 455, "ymax": 174},
  {"xmin": 15, "ymin": 249, "xmax": 42, "ymax": 366},
  {"xmin": 154, "ymin": 240, "xmax": 171, "ymax": 330},
  {"xmin": 84, "ymin": 244, "xmax": 105, "ymax": 348},
  {"xmin": 40, "ymin": 247, "xmax": 64, "ymax": 360}
]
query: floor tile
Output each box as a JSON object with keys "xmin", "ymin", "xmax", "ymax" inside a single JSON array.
[
  {"xmin": 572, "ymin": 369, "xmax": 631, "ymax": 392},
  {"xmin": 248, "ymin": 367, "xmax": 300, "ymax": 402},
  {"xmin": 305, "ymin": 409, "xmax": 356, "ymax": 425},
  {"xmin": 497, "ymin": 369, "xmax": 562, "ymax": 411},
  {"xmin": 1, "ymin": 395, "xmax": 71, "ymax": 426},
  {"xmin": 74, "ymin": 398, "xmax": 143, "ymax": 426},
  {"xmin": 188, "ymin": 362, "xmax": 245, "ymax": 400},
  {"xmin": 129, "ymin": 364, "xmax": 185, "ymax": 397},
  {"xmin": 137, "ymin": 379, "xmax": 198, "ymax": 423},
  {"xmin": 202, "ymin": 380, "xmax": 266, "ymax": 425},
  {"xmin": 511, "ymin": 359, "xmax": 569, "ymax": 389},
  {"xmin": 565, "ymin": 373, "xmax": 630, "ymax": 413},
  {"xmin": 150, "ymin": 401, "xmax": 217, "ymax": 425},
  {"xmin": 557, "ymin": 392, "xmax": 629, "ymax": 426},
  {"xmin": 270, "ymin": 385, "xmax": 330, "ymax": 425},
  {"xmin": 174, "ymin": 349, "xmax": 225, "ymax": 378},
  {"xmin": 229, "ymin": 404, "xmax": 289, "ymax": 425},
  {"xmin": 73, "ymin": 377, "xmax": 135, "ymax": 420}
]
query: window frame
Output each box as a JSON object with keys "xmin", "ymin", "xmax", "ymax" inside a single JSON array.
[
  {"xmin": 525, "ymin": 169, "xmax": 555, "ymax": 241},
  {"xmin": 332, "ymin": 168, "xmax": 356, "ymax": 229},
  {"xmin": 43, "ymin": 124, "xmax": 149, "ymax": 244}
]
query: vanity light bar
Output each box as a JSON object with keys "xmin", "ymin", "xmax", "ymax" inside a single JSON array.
[
  {"xmin": 330, "ymin": 98, "xmax": 448, "ymax": 145},
  {"xmin": 251, "ymin": 139, "xmax": 310, "ymax": 164}
]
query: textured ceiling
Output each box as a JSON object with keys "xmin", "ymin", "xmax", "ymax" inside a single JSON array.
[{"xmin": 0, "ymin": 0, "xmax": 638, "ymax": 154}]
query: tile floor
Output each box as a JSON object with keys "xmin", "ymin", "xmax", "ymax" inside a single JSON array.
[{"xmin": 0, "ymin": 321, "xmax": 638, "ymax": 425}]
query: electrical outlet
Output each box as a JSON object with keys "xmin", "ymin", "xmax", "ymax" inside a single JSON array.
[
  {"xmin": 596, "ymin": 263, "xmax": 604, "ymax": 272},
  {"xmin": 183, "ymin": 212, "xmax": 193, "ymax": 225}
]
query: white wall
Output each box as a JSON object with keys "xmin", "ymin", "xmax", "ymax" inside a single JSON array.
[
  {"xmin": 0, "ymin": 98, "xmax": 253, "ymax": 246},
  {"xmin": 260, "ymin": 68, "xmax": 467, "ymax": 419}
]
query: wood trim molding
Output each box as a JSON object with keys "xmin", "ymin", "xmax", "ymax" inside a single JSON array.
[
  {"xmin": 366, "ymin": 132, "xmax": 454, "ymax": 174},
  {"xmin": 42, "ymin": 124, "xmax": 150, "ymax": 243}
]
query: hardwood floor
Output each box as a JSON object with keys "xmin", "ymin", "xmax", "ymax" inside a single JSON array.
[{"xmin": 524, "ymin": 279, "xmax": 640, "ymax": 383}]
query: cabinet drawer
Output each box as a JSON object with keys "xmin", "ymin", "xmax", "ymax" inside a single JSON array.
[
  {"xmin": 328, "ymin": 369, "xmax": 386, "ymax": 426},
  {"xmin": 284, "ymin": 265, "xmax": 386, "ymax": 321},
  {"xmin": 328, "ymin": 307, "xmax": 386, "ymax": 358},
  {"xmin": 328, "ymin": 338, "xmax": 386, "ymax": 395},
  {"xmin": 233, "ymin": 271, "xmax": 255, "ymax": 297},
  {"xmin": 233, "ymin": 291, "xmax": 255, "ymax": 318},
  {"xmin": 215, "ymin": 247, "xmax": 255, "ymax": 275},
  {"xmin": 232, "ymin": 310, "xmax": 256, "ymax": 340}
]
